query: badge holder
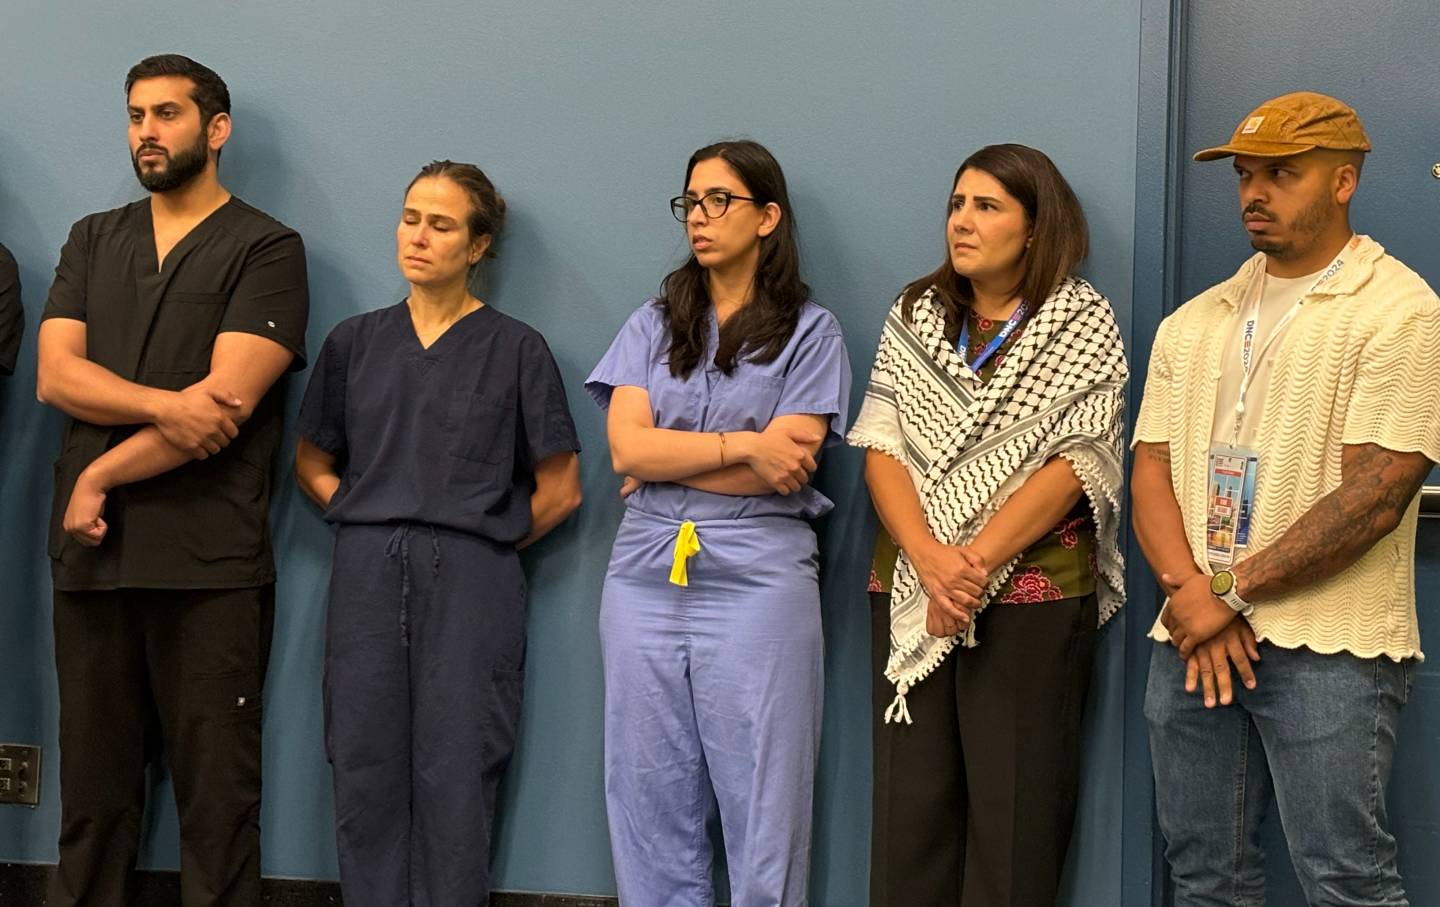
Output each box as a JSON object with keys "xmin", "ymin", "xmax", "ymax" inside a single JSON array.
[{"xmin": 1206, "ymin": 446, "xmax": 1258, "ymax": 566}]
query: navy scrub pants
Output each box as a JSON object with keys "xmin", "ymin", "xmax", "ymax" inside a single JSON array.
[{"xmin": 325, "ymin": 522, "xmax": 527, "ymax": 907}]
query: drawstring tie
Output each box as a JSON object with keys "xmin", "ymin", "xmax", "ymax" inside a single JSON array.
[
  {"xmin": 384, "ymin": 523, "xmax": 441, "ymax": 646},
  {"xmin": 669, "ymin": 520, "xmax": 701, "ymax": 587}
]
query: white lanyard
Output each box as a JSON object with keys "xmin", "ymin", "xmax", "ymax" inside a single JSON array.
[{"xmin": 1228, "ymin": 246, "xmax": 1349, "ymax": 446}]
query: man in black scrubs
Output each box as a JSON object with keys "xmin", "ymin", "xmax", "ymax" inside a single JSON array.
[
  {"xmin": 0, "ymin": 242, "xmax": 20, "ymax": 376},
  {"xmin": 35, "ymin": 54, "xmax": 308, "ymax": 906}
]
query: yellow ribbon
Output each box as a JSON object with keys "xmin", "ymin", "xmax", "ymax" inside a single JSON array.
[{"xmin": 668, "ymin": 520, "xmax": 701, "ymax": 587}]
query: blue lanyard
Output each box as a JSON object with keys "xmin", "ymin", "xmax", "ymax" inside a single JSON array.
[{"xmin": 957, "ymin": 300, "xmax": 1029, "ymax": 372}]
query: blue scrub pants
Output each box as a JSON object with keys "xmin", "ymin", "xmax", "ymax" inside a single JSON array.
[
  {"xmin": 325, "ymin": 522, "xmax": 527, "ymax": 907},
  {"xmin": 600, "ymin": 509, "xmax": 824, "ymax": 907}
]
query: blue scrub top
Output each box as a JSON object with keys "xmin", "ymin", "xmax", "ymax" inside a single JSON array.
[
  {"xmin": 585, "ymin": 299, "xmax": 850, "ymax": 522},
  {"xmin": 299, "ymin": 301, "xmax": 580, "ymax": 545}
]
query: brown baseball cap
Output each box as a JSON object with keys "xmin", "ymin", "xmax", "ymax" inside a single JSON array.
[{"xmin": 1193, "ymin": 91, "xmax": 1372, "ymax": 161}]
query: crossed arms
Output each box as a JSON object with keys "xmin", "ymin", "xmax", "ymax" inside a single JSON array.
[
  {"xmin": 37, "ymin": 317, "xmax": 294, "ymax": 546},
  {"xmin": 604, "ymin": 384, "xmax": 828, "ymax": 498}
]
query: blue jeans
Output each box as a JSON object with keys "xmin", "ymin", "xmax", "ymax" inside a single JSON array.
[{"xmin": 1145, "ymin": 640, "xmax": 1413, "ymax": 907}]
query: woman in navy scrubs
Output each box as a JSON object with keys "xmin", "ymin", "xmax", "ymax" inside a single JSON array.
[{"xmin": 295, "ymin": 161, "xmax": 582, "ymax": 907}]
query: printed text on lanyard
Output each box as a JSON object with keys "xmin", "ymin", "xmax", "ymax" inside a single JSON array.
[
  {"xmin": 958, "ymin": 300, "xmax": 1029, "ymax": 372},
  {"xmin": 1228, "ymin": 248, "xmax": 1348, "ymax": 446}
]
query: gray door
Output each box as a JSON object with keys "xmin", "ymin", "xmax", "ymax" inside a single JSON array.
[{"xmin": 1176, "ymin": 2, "xmax": 1440, "ymax": 903}]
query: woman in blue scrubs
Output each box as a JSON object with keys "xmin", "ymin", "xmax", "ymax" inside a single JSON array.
[
  {"xmin": 294, "ymin": 161, "xmax": 582, "ymax": 907},
  {"xmin": 586, "ymin": 140, "xmax": 851, "ymax": 906}
]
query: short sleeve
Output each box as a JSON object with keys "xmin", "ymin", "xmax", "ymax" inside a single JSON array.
[
  {"xmin": 0, "ymin": 245, "xmax": 21, "ymax": 376},
  {"xmin": 584, "ymin": 302, "xmax": 659, "ymax": 409},
  {"xmin": 218, "ymin": 230, "xmax": 310, "ymax": 370},
  {"xmin": 295, "ymin": 322, "xmax": 351, "ymax": 458},
  {"xmin": 846, "ymin": 303, "xmax": 907, "ymax": 462},
  {"xmin": 517, "ymin": 330, "xmax": 581, "ymax": 468},
  {"xmin": 1131, "ymin": 315, "xmax": 1176, "ymax": 448},
  {"xmin": 41, "ymin": 220, "xmax": 90, "ymax": 324},
  {"xmin": 774, "ymin": 323, "xmax": 852, "ymax": 448},
  {"xmin": 1341, "ymin": 300, "xmax": 1440, "ymax": 461}
]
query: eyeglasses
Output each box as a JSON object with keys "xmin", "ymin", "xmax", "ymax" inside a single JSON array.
[{"xmin": 669, "ymin": 190, "xmax": 759, "ymax": 222}]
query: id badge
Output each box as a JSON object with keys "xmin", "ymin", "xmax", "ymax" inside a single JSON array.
[{"xmin": 1206, "ymin": 445, "xmax": 1259, "ymax": 566}]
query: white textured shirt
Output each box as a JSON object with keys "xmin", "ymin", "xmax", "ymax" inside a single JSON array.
[
  {"xmin": 1208, "ymin": 267, "xmax": 1322, "ymax": 451},
  {"xmin": 1135, "ymin": 234, "xmax": 1440, "ymax": 660}
]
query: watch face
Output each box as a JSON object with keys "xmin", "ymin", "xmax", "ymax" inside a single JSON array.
[{"xmin": 1210, "ymin": 571, "xmax": 1234, "ymax": 596}]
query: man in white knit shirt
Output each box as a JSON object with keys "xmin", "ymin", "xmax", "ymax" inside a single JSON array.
[{"xmin": 1132, "ymin": 92, "xmax": 1440, "ymax": 906}]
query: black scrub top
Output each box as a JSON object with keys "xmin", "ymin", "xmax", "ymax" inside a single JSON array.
[
  {"xmin": 0, "ymin": 243, "xmax": 21, "ymax": 375},
  {"xmin": 298, "ymin": 301, "xmax": 580, "ymax": 546},
  {"xmin": 42, "ymin": 197, "xmax": 309, "ymax": 591}
]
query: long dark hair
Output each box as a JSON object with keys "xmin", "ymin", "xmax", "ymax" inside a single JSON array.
[
  {"xmin": 658, "ymin": 140, "xmax": 809, "ymax": 377},
  {"xmin": 902, "ymin": 144, "xmax": 1088, "ymax": 340}
]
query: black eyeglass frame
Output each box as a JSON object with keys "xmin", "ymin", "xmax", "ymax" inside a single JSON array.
[{"xmin": 669, "ymin": 190, "xmax": 760, "ymax": 222}]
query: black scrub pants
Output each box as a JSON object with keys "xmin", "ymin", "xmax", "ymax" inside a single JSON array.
[
  {"xmin": 325, "ymin": 522, "xmax": 527, "ymax": 907},
  {"xmin": 870, "ymin": 591, "xmax": 1097, "ymax": 907},
  {"xmin": 48, "ymin": 585, "xmax": 274, "ymax": 907}
]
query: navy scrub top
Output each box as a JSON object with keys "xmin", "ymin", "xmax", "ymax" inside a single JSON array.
[{"xmin": 298, "ymin": 301, "xmax": 580, "ymax": 546}]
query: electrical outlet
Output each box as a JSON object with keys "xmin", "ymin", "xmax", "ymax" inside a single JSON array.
[{"xmin": 0, "ymin": 744, "xmax": 41, "ymax": 807}]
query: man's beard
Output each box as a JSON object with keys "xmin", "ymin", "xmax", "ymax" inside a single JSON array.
[
  {"xmin": 131, "ymin": 131, "xmax": 209, "ymax": 193},
  {"xmin": 1246, "ymin": 191, "xmax": 1331, "ymax": 261}
]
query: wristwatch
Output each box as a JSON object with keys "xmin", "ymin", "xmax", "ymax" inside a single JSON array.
[{"xmin": 1209, "ymin": 569, "xmax": 1253, "ymax": 615}]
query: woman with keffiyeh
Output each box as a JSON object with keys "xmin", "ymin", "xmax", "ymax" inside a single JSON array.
[{"xmin": 849, "ymin": 143, "xmax": 1128, "ymax": 906}]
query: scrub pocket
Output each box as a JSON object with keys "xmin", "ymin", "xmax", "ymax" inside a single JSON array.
[
  {"xmin": 447, "ymin": 388, "xmax": 515, "ymax": 466},
  {"xmin": 711, "ymin": 375, "xmax": 784, "ymax": 431},
  {"xmin": 148, "ymin": 292, "xmax": 228, "ymax": 373}
]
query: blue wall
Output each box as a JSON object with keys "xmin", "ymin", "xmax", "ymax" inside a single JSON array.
[{"xmin": 0, "ymin": 1, "xmax": 1142, "ymax": 899}]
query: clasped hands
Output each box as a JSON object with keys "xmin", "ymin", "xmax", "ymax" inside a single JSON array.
[
  {"xmin": 912, "ymin": 540, "xmax": 989, "ymax": 638},
  {"xmin": 153, "ymin": 382, "xmax": 246, "ymax": 459},
  {"xmin": 63, "ymin": 381, "xmax": 245, "ymax": 547},
  {"xmin": 1160, "ymin": 570, "xmax": 1261, "ymax": 709}
]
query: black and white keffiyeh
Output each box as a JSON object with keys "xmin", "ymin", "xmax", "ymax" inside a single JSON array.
[{"xmin": 847, "ymin": 277, "xmax": 1128, "ymax": 724}]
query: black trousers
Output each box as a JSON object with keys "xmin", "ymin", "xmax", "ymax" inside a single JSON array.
[
  {"xmin": 48, "ymin": 585, "xmax": 274, "ymax": 907},
  {"xmin": 870, "ymin": 592, "xmax": 1097, "ymax": 907}
]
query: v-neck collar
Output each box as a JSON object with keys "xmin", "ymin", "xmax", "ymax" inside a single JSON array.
[
  {"xmin": 397, "ymin": 299, "xmax": 492, "ymax": 354},
  {"xmin": 134, "ymin": 195, "xmax": 236, "ymax": 276}
]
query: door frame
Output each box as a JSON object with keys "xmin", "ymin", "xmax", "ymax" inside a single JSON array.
[{"xmin": 1122, "ymin": 0, "xmax": 1187, "ymax": 904}]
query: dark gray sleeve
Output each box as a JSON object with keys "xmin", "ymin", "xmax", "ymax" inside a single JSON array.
[
  {"xmin": 0, "ymin": 244, "xmax": 22, "ymax": 376},
  {"xmin": 40, "ymin": 221, "xmax": 88, "ymax": 324},
  {"xmin": 217, "ymin": 229, "xmax": 310, "ymax": 370}
]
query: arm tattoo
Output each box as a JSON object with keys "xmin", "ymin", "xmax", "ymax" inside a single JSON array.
[
  {"xmin": 1236, "ymin": 443, "xmax": 1432, "ymax": 601},
  {"xmin": 1145, "ymin": 443, "xmax": 1171, "ymax": 466}
]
